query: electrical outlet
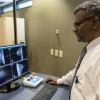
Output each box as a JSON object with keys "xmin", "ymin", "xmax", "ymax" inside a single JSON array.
[
  {"xmin": 59, "ymin": 50, "xmax": 63, "ymax": 58},
  {"xmin": 55, "ymin": 50, "xmax": 58, "ymax": 56},
  {"xmin": 50, "ymin": 49, "xmax": 54, "ymax": 55}
]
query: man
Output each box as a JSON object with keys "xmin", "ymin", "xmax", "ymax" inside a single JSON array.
[{"xmin": 46, "ymin": 0, "xmax": 100, "ymax": 100}]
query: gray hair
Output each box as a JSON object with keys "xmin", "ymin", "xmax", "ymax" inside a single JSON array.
[{"xmin": 74, "ymin": 0, "xmax": 100, "ymax": 18}]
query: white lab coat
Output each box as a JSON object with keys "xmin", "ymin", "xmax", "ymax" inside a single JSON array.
[{"xmin": 57, "ymin": 37, "xmax": 100, "ymax": 100}]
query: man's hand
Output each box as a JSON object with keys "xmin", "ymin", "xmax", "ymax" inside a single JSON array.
[{"xmin": 46, "ymin": 77, "xmax": 57, "ymax": 85}]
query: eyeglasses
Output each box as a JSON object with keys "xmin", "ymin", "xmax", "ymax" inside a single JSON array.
[{"xmin": 74, "ymin": 16, "xmax": 94, "ymax": 28}]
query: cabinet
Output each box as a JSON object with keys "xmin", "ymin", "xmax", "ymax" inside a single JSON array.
[{"xmin": 0, "ymin": 17, "xmax": 25, "ymax": 46}]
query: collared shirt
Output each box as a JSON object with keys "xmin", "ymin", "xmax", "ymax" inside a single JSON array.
[{"xmin": 57, "ymin": 37, "xmax": 100, "ymax": 100}]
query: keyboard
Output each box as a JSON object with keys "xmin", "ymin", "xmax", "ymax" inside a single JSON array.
[{"xmin": 31, "ymin": 83, "xmax": 57, "ymax": 100}]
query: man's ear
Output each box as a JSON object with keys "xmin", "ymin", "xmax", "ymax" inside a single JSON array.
[{"xmin": 92, "ymin": 16, "xmax": 99, "ymax": 29}]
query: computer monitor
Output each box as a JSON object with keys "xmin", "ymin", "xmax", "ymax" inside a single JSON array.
[{"xmin": 0, "ymin": 43, "xmax": 30, "ymax": 93}]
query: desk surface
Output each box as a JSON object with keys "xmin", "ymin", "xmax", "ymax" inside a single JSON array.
[{"xmin": 0, "ymin": 73, "xmax": 70, "ymax": 100}]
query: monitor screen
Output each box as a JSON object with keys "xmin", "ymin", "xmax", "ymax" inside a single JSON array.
[{"xmin": 0, "ymin": 44, "xmax": 30, "ymax": 88}]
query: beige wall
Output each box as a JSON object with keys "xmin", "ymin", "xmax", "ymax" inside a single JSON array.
[{"xmin": 1, "ymin": 0, "xmax": 87, "ymax": 77}]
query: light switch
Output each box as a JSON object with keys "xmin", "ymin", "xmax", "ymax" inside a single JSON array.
[
  {"xmin": 59, "ymin": 51, "xmax": 63, "ymax": 58},
  {"xmin": 50, "ymin": 49, "xmax": 54, "ymax": 55},
  {"xmin": 55, "ymin": 50, "xmax": 58, "ymax": 56}
]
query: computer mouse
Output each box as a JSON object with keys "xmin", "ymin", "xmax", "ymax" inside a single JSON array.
[{"xmin": 46, "ymin": 80, "xmax": 51, "ymax": 83}]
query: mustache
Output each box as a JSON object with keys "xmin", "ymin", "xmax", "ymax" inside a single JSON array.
[
  {"xmin": 75, "ymin": 32, "xmax": 80, "ymax": 37},
  {"xmin": 75, "ymin": 32, "xmax": 79, "ymax": 35}
]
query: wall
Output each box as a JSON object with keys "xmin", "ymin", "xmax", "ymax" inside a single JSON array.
[{"xmin": 1, "ymin": 0, "xmax": 86, "ymax": 77}]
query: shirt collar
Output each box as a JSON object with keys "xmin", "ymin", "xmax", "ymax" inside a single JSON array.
[{"xmin": 87, "ymin": 37, "xmax": 100, "ymax": 50}]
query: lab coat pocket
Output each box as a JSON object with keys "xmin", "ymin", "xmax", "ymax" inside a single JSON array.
[
  {"xmin": 75, "ymin": 74, "xmax": 84, "ymax": 92},
  {"xmin": 75, "ymin": 74, "xmax": 96, "ymax": 100}
]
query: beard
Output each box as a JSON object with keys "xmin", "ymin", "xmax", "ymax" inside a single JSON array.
[{"xmin": 75, "ymin": 32, "xmax": 82, "ymax": 42}]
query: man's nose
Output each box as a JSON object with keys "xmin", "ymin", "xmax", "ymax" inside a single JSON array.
[{"xmin": 73, "ymin": 27, "xmax": 77, "ymax": 33}]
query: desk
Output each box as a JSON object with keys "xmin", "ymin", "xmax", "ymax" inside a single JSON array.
[{"xmin": 0, "ymin": 73, "xmax": 70, "ymax": 100}]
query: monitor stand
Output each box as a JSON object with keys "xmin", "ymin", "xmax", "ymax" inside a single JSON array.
[{"xmin": 0, "ymin": 82, "xmax": 20, "ymax": 93}]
